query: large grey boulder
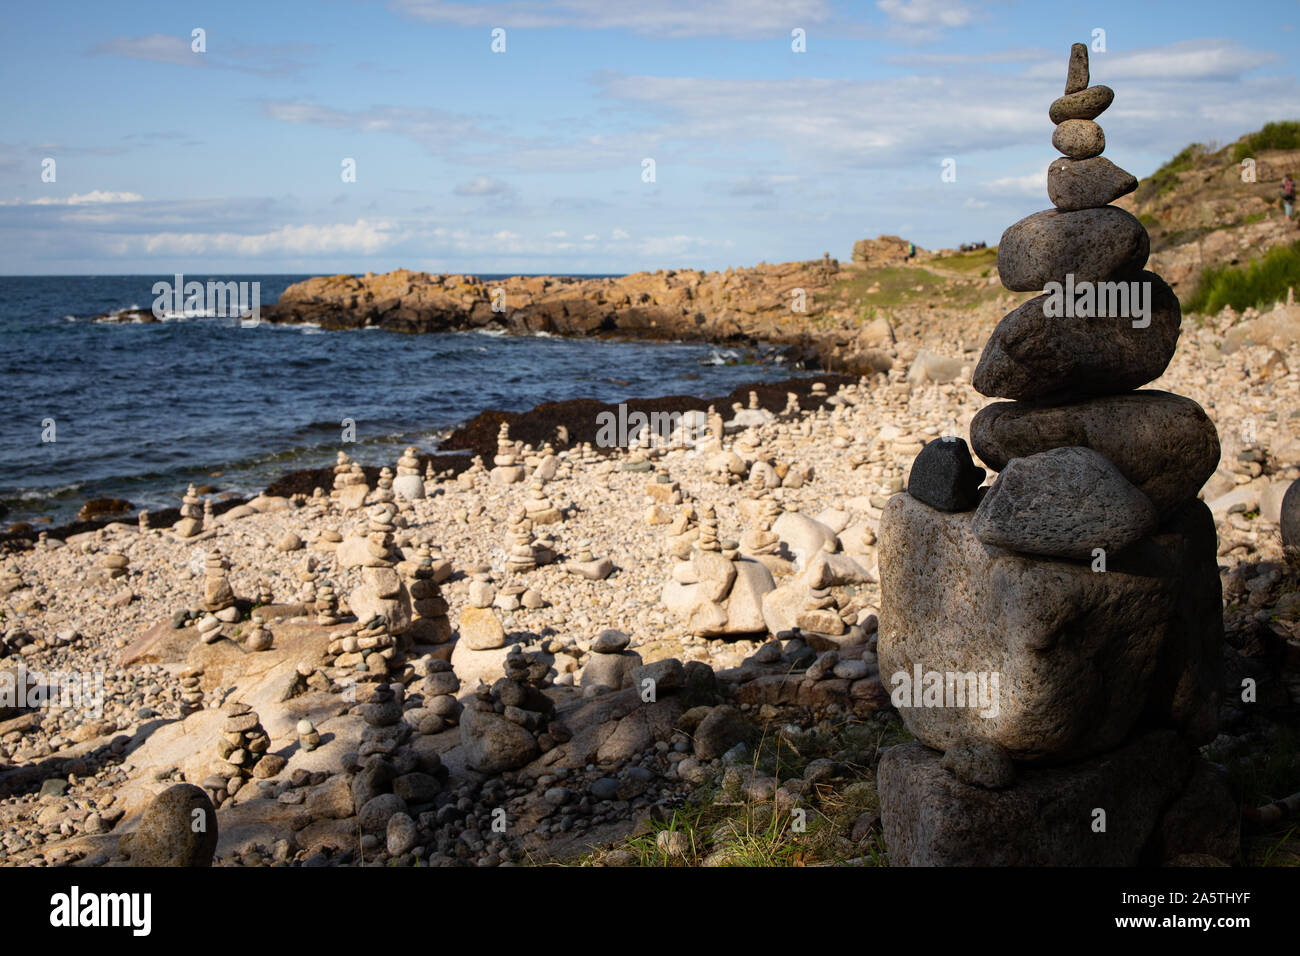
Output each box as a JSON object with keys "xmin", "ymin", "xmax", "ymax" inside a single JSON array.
[
  {"xmin": 970, "ymin": 391, "xmax": 1219, "ymax": 519},
  {"xmin": 1047, "ymin": 156, "xmax": 1136, "ymax": 211},
  {"xmin": 996, "ymin": 206, "xmax": 1148, "ymax": 292},
  {"xmin": 973, "ymin": 271, "xmax": 1180, "ymax": 401},
  {"xmin": 971, "ymin": 447, "xmax": 1158, "ymax": 560},
  {"xmin": 123, "ymin": 783, "xmax": 218, "ymax": 867},
  {"xmin": 878, "ymin": 731, "xmax": 1191, "ymax": 865},
  {"xmin": 459, "ymin": 707, "xmax": 539, "ymax": 773},
  {"xmin": 877, "ymin": 493, "xmax": 1221, "ymax": 761}
]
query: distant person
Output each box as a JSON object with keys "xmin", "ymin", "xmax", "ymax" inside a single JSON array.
[
  {"xmin": 1283, "ymin": 173, "xmax": 1296, "ymax": 219},
  {"xmin": 906, "ymin": 241, "xmax": 916, "ymax": 260}
]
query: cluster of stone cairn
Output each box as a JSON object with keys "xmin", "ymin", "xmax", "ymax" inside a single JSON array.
[
  {"xmin": 457, "ymin": 455, "xmax": 487, "ymax": 490},
  {"xmin": 201, "ymin": 550, "xmax": 239, "ymax": 622},
  {"xmin": 460, "ymin": 646, "xmax": 568, "ymax": 773},
  {"xmin": 347, "ymin": 506, "xmax": 412, "ymax": 633},
  {"xmin": 102, "ymin": 551, "xmax": 129, "ymax": 580},
  {"xmin": 877, "ymin": 45, "xmax": 1232, "ymax": 865},
  {"xmin": 173, "ymin": 485, "xmax": 204, "ymax": 538},
  {"xmin": 178, "ymin": 666, "xmax": 204, "ymax": 717},
  {"xmin": 332, "ymin": 452, "xmax": 369, "ymax": 510},
  {"xmin": 661, "ymin": 504, "xmax": 775, "ymax": 637},
  {"xmin": 393, "ymin": 446, "xmax": 425, "ymax": 500},
  {"xmin": 405, "ymin": 544, "xmax": 452, "ymax": 644},
  {"xmin": 207, "ymin": 702, "xmax": 284, "ymax": 803},
  {"xmin": 244, "ymin": 620, "xmax": 273, "ymax": 652},
  {"xmin": 490, "ymin": 423, "xmax": 525, "ymax": 484}
]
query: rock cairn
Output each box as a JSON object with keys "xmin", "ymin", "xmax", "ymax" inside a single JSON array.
[
  {"xmin": 877, "ymin": 44, "xmax": 1230, "ymax": 866},
  {"xmin": 406, "ymin": 545, "xmax": 452, "ymax": 645},
  {"xmin": 457, "ymin": 455, "xmax": 487, "ymax": 490},
  {"xmin": 315, "ymin": 582, "xmax": 340, "ymax": 625},
  {"xmin": 174, "ymin": 485, "xmax": 204, "ymax": 537},
  {"xmin": 244, "ymin": 620, "xmax": 273, "ymax": 652},
  {"xmin": 393, "ymin": 446, "xmax": 425, "ymax": 500},
  {"xmin": 523, "ymin": 476, "xmax": 562, "ymax": 525},
  {"xmin": 210, "ymin": 702, "xmax": 284, "ymax": 802},
  {"xmin": 460, "ymin": 646, "xmax": 566, "ymax": 773},
  {"xmin": 662, "ymin": 504, "xmax": 775, "ymax": 637},
  {"xmin": 201, "ymin": 550, "xmax": 237, "ymax": 620},
  {"xmin": 490, "ymin": 423, "xmax": 525, "ymax": 484},
  {"xmin": 347, "ymin": 507, "xmax": 412, "ymax": 634},
  {"xmin": 103, "ymin": 551, "xmax": 129, "ymax": 580},
  {"xmin": 178, "ymin": 666, "xmax": 204, "ymax": 717}
]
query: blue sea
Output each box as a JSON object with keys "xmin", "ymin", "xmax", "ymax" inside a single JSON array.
[{"xmin": 0, "ymin": 274, "xmax": 802, "ymax": 524}]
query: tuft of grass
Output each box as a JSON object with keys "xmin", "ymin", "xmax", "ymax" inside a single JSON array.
[
  {"xmin": 1183, "ymin": 239, "xmax": 1300, "ymax": 314},
  {"xmin": 1233, "ymin": 121, "xmax": 1300, "ymax": 163}
]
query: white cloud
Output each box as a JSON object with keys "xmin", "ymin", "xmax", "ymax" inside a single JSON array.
[
  {"xmin": 1025, "ymin": 39, "xmax": 1275, "ymax": 84},
  {"xmin": 980, "ymin": 170, "xmax": 1047, "ymax": 197},
  {"xmin": 2, "ymin": 190, "xmax": 144, "ymax": 206},
  {"xmin": 391, "ymin": 0, "xmax": 833, "ymax": 38},
  {"xmin": 138, "ymin": 219, "xmax": 398, "ymax": 256},
  {"xmin": 453, "ymin": 175, "xmax": 515, "ymax": 197},
  {"xmin": 611, "ymin": 228, "xmax": 630, "ymax": 240}
]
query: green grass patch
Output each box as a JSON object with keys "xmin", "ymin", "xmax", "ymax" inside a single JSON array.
[
  {"xmin": 1139, "ymin": 142, "xmax": 1208, "ymax": 201},
  {"xmin": 933, "ymin": 246, "xmax": 998, "ymax": 275},
  {"xmin": 1233, "ymin": 121, "xmax": 1300, "ymax": 163},
  {"xmin": 1183, "ymin": 239, "xmax": 1300, "ymax": 314}
]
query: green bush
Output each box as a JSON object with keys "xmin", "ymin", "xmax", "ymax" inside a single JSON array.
[
  {"xmin": 1233, "ymin": 121, "xmax": 1300, "ymax": 163},
  {"xmin": 1184, "ymin": 239, "xmax": 1300, "ymax": 314}
]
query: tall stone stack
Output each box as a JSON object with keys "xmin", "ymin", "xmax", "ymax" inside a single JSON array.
[{"xmin": 876, "ymin": 44, "xmax": 1235, "ymax": 866}]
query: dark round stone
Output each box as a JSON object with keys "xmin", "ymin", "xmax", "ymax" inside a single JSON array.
[{"xmin": 907, "ymin": 438, "xmax": 986, "ymax": 512}]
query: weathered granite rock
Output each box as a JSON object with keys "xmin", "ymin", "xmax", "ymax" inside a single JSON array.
[
  {"xmin": 939, "ymin": 739, "xmax": 1016, "ymax": 790},
  {"xmin": 906, "ymin": 437, "xmax": 985, "ymax": 512},
  {"xmin": 1047, "ymin": 156, "xmax": 1137, "ymax": 211},
  {"xmin": 970, "ymin": 391, "xmax": 1220, "ymax": 518},
  {"xmin": 1051, "ymin": 119, "xmax": 1105, "ymax": 159},
  {"xmin": 973, "ymin": 271, "xmax": 1179, "ymax": 401},
  {"xmin": 879, "ymin": 730, "xmax": 1191, "ymax": 865},
  {"xmin": 996, "ymin": 207, "xmax": 1149, "ymax": 292},
  {"xmin": 460, "ymin": 707, "xmax": 540, "ymax": 773},
  {"xmin": 878, "ymin": 493, "xmax": 1222, "ymax": 761},
  {"xmin": 971, "ymin": 447, "xmax": 1158, "ymax": 560},
  {"xmin": 124, "ymin": 783, "xmax": 218, "ymax": 867},
  {"xmin": 1065, "ymin": 42, "xmax": 1089, "ymax": 93},
  {"xmin": 1048, "ymin": 85, "xmax": 1114, "ymax": 124}
]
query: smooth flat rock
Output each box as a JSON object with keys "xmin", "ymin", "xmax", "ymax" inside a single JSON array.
[
  {"xmin": 996, "ymin": 206, "xmax": 1148, "ymax": 292},
  {"xmin": 878, "ymin": 731, "xmax": 1192, "ymax": 866},
  {"xmin": 392, "ymin": 474, "xmax": 425, "ymax": 500},
  {"xmin": 877, "ymin": 493, "xmax": 1222, "ymax": 761},
  {"xmin": 972, "ymin": 447, "xmax": 1157, "ymax": 559},
  {"xmin": 1052, "ymin": 118, "xmax": 1105, "ymax": 159},
  {"xmin": 970, "ymin": 391, "xmax": 1219, "ymax": 519},
  {"xmin": 1048, "ymin": 84, "xmax": 1114, "ymax": 124},
  {"xmin": 1047, "ymin": 156, "xmax": 1137, "ymax": 211},
  {"xmin": 973, "ymin": 270, "xmax": 1179, "ymax": 401},
  {"xmin": 906, "ymin": 437, "xmax": 985, "ymax": 512}
]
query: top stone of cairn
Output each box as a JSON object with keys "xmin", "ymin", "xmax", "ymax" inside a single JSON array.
[{"xmin": 1065, "ymin": 42, "xmax": 1088, "ymax": 94}]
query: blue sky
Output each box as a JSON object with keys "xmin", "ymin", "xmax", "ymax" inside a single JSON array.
[{"xmin": 1, "ymin": 0, "xmax": 1296, "ymax": 275}]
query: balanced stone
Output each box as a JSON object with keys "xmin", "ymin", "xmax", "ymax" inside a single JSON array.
[
  {"xmin": 996, "ymin": 206, "xmax": 1148, "ymax": 291},
  {"xmin": 1048, "ymin": 85, "xmax": 1113, "ymax": 123},
  {"xmin": 971, "ymin": 447, "xmax": 1157, "ymax": 559},
  {"xmin": 1046, "ymin": 156, "xmax": 1137, "ymax": 211},
  {"xmin": 1051, "ymin": 118, "xmax": 1105, "ymax": 159},
  {"xmin": 906, "ymin": 437, "xmax": 985, "ymax": 512},
  {"xmin": 970, "ymin": 391, "xmax": 1220, "ymax": 518},
  {"xmin": 1065, "ymin": 41, "xmax": 1088, "ymax": 93},
  {"xmin": 973, "ymin": 271, "xmax": 1179, "ymax": 401},
  {"xmin": 878, "ymin": 493, "xmax": 1222, "ymax": 761}
]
